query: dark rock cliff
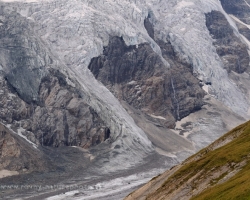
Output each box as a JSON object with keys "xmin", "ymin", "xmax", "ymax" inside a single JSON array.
[
  {"xmin": 88, "ymin": 35, "xmax": 205, "ymax": 128},
  {"xmin": 221, "ymin": 0, "xmax": 250, "ymax": 47},
  {"xmin": 234, "ymin": 20, "xmax": 250, "ymax": 41},
  {"xmin": 205, "ymin": 11, "xmax": 249, "ymax": 73},
  {"xmin": 0, "ymin": 9, "xmax": 109, "ymax": 148},
  {"xmin": 0, "ymin": 123, "xmax": 50, "ymax": 172},
  {"xmin": 220, "ymin": 0, "xmax": 250, "ymax": 24}
]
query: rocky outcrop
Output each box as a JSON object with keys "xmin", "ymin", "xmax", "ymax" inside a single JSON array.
[
  {"xmin": 0, "ymin": 69, "xmax": 109, "ymax": 148},
  {"xmin": 0, "ymin": 9, "xmax": 109, "ymax": 148},
  {"xmin": 0, "ymin": 125, "xmax": 20, "ymax": 165},
  {"xmin": 205, "ymin": 11, "xmax": 249, "ymax": 73},
  {"xmin": 220, "ymin": 0, "xmax": 250, "ymax": 24},
  {"xmin": 88, "ymin": 35, "xmax": 205, "ymax": 128},
  {"xmin": 234, "ymin": 20, "xmax": 250, "ymax": 41},
  {"xmin": 0, "ymin": 123, "xmax": 49, "ymax": 172},
  {"xmin": 0, "ymin": 4, "xmax": 156, "ymax": 180}
]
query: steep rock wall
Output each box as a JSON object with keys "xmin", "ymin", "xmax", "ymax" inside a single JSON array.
[
  {"xmin": 205, "ymin": 11, "xmax": 249, "ymax": 74},
  {"xmin": 88, "ymin": 36, "xmax": 205, "ymax": 128},
  {"xmin": 0, "ymin": 9, "xmax": 108, "ymax": 148}
]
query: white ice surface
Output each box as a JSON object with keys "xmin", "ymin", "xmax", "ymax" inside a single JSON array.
[{"xmin": 149, "ymin": 114, "xmax": 166, "ymax": 120}]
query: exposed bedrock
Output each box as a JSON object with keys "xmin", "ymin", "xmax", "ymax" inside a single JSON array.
[
  {"xmin": 205, "ymin": 11, "xmax": 249, "ymax": 74},
  {"xmin": 0, "ymin": 123, "xmax": 50, "ymax": 172},
  {"xmin": 0, "ymin": 10, "xmax": 109, "ymax": 148},
  {"xmin": 0, "ymin": 70, "xmax": 108, "ymax": 148},
  {"xmin": 88, "ymin": 36, "xmax": 205, "ymax": 128},
  {"xmin": 234, "ymin": 20, "xmax": 250, "ymax": 41},
  {"xmin": 220, "ymin": 0, "xmax": 250, "ymax": 25},
  {"xmin": 0, "ymin": 7, "xmax": 154, "ymax": 175}
]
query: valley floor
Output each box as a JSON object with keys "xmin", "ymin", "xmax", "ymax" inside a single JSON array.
[{"xmin": 0, "ymin": 152, "xmax": 175, "ymax": 200}]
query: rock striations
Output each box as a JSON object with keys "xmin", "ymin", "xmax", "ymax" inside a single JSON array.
[{"xmin": 88, "ymin": 36, "xmax": 205, "ymax": 128}]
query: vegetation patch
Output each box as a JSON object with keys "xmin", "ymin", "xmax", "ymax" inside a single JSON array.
[{"xmin": 147, "ymin": 121, "xmax": 250, "ymax": 200}]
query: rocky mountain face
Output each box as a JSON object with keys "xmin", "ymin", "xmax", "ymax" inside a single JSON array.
[
  {"xmin": 220, "ymin": 0, "xmax": 250, "ymax": 24},
  {"xmin": 220, "ymin": 0, "xmax": 250, "ymax": 58},
  {"xmin": 0, "ymin": 0, "xmax": 250, "ymax": 199},
  {"xmin": 125, "ymin": 120, "xmax": 250, "ymax": 200},
  {"xmin": 0, "ymin": 9, "xmax": 109, "ymax": 149},
  {"xmin": 206, "ymin": 11, "xmax": 249, "ymax": 74},
  {"xmin": 88, "ymin": 36, "xmax": 205, "ymax": 128},
  {"xmin": 0, "ymin": 123, "xmax": 50, "ymax": 173}
]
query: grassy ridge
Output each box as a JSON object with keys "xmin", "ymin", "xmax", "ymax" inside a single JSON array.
[
  {"xmin": 148, "ymin": 121, "xmax": 250, "ymax": 200},
  {"xmin": 191, "ymin": 122, "xmax": 250, "ymax": 200}
]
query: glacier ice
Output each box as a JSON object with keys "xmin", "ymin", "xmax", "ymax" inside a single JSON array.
[{"xmin": 1, "ymin": 0, "xmax": 250, "ymax": 171}]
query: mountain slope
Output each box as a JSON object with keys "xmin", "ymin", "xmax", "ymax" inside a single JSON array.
[
  {"xmin": 0, "ymin": 122, "xmax": 49, "ymax": 173},
  {"xmin": 1, "ymin": 0, "xmax": 250, "ymax": 199},
  {"xmin": 0, "ymin": 0, "xmax": 249, "ymax": 170},
  {"xmin": 125, "ymin": 120, "xmax": 250, "ymax": 200}
]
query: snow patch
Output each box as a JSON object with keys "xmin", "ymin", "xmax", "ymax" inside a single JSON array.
[
  {"xmin": 127, "ymin": 80, "xmax": 137, "ymax": 85},
  {"xmin": 17, "ymin": 127, "xmax": 38, "ymax": 149},
  {"xmin": 230, "ymin": 14, "xmax": 250, "ymax": 30},
  {"xmin": 6, "ymin": 125, "xmax": 38, "ymax": 149},
  {"xmin": 8, "ymin": 93, "xmax": 16, "ymax": 99},
  {"xmin": 244, "ymin": 0, "xmax": 250, "ymax": 8},
  {"xmin": 202, "ymin": 85, "xmax": 209, "ymax": 94},
  {"xmin": 176, "ymin": 1, "xmax": 195, "ymax": 10},
  {"xmin": 149, "ymin": 114, "xmax": 166, "ymax": 120},
  {"xmin": 0, "ymin": 170, "xmax": 19, "ymax": 179}
]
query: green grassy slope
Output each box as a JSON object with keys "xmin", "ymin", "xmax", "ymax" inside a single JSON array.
[
  {"xmin": 190, "ymin": 122, "xmax": 250, "ymax": 200},
  {"xmin": 145, "ymin": 121, "xmax": 250, "ymax": 200}
]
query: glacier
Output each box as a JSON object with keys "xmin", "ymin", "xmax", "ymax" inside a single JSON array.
[
  {"xmin": 1, "ymin": 0, "xmax": 250, "ymax": 199},
  {"xmin": 6, "ymin": 0, "xmax": 249, "ymax": 116}
]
